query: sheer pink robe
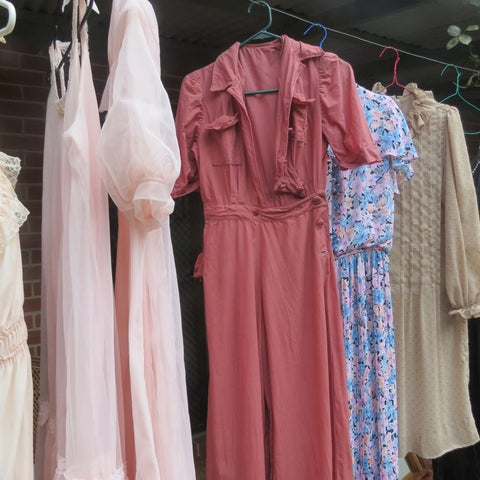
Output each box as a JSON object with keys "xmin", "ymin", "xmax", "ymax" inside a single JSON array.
[
  {"xmin": 36, "ymin": 1, "xmax": 124, "ymax": 478},
  {"xmin": 99, "ymin": 0, "xmax": 195, "ymax": 478}
]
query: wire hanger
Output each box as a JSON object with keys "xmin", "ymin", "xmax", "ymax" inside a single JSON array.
[
  {"xmin": 243, "ymin": 0, "xmax": 281, "ymax": 96},
  {"xmin": 241, "ymin": 0, "xmax": 281, "ymax": 48},
  {"xmin": 303, "ymin": 23, "xmax": 328, "ymax": 49},
  {"xmin": 379, "ymin": 46, "xmax": 411, "ymax": 92},
  {"xmin": 56, "ymin": 0, "xmax": 96, "ymax": 72},
  {"xmin": 0, "ymin": 0, "xmax": 16, "ymax": 42},
  {"xmin": 440, "ymin": 64, "xmax": 480, "ymax": 135}
]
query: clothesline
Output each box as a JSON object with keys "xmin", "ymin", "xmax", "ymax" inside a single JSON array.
[{"xmin": 269, "ymin": 5, "xmax": 480, "ymax": 75}]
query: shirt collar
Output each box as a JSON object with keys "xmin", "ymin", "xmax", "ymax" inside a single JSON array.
[{"xmin": 210, "ymin": 34, "xmax": 324, "ymax": 92}]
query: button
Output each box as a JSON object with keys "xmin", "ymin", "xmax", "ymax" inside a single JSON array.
[
  {"xmin": 315, "ymin": 220, "xmax": 324, "ymax": 229},
  {"xmin": 312, "ymin": 196, "xmax": 322, "ymax": 205},
  {"xmin": 296, "ymin": 187, "xmax": 305, "ymax": 195}
]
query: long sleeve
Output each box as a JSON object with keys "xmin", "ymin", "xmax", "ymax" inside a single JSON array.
[
  {"xmin": 99, "ymin": 1, "xmax": 180, "ymax": 231},
  {"xmin": 444, "ymin": 107, "xmax": 480, "ymax": 318}
]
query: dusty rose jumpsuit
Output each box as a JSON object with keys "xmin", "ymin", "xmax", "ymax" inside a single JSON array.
[{"xmin": 173, "ymin": 36, "xmax": 380, "ymax": 480}]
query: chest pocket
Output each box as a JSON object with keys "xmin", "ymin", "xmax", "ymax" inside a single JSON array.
[
  {"xmin": 206, "ymin": 113, "xmax": 242, "ymax": 166},
  {"xmin": 289, "ymin": 94, "xmax": 315, "ymax": 143}
]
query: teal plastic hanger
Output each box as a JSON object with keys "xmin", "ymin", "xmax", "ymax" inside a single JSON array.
[
  {"xmin": 440, "ymin": 64, "xmax": 480, "ymax": 135},
  {"xmin": 241, "ymin": 0, "xmax": 281, "ymax": 48}
]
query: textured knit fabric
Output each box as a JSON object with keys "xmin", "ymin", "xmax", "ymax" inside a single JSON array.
[
  {"xmin": 99, "ymin": 0, "xmax": 196, "ymax": 478},
  {"xmin": 36, "ymin": 1, "xmax": 124, "ymax": 477},
  {"xmin": 174, "ymin": 36, "xmax": 381, "ymax": 480},
  {"xmin": 0, "ymin": 153, "xmax": 32, "ymax": 480},
  {"xmin": 327, "ymin": 85, "xmax": 416, "ymax": 479},
  {"xmin": 373, "ymin": 82, "xmax": 480, "ymax": 458}
]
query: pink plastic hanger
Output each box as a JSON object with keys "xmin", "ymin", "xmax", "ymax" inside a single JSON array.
[{"xmin": 379, "ymin": 46, "xmax": 412, "ymax": 93}]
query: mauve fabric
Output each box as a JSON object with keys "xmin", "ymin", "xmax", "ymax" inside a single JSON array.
[{"xmin": 174, "ymin": 36, "xmax": 381, "ymax": 480}]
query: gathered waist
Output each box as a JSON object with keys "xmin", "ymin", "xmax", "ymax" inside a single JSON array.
[
  {"xmin": 0, "ymin": 316, "xmax": 28, "ymax": 363},
  {"xmin": 204, "ymin": 193, "xmax": 327, "ymax": 223}
]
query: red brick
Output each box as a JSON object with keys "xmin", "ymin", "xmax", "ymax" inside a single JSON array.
[
  {"xmin": 14, "ymin": 183, "xmax": 27, "ymax": 200},
  {"xmin": 0, "ymin": 84, "xmax": 22, "ymax": 101},
  {"xmin": 24, "ymin": 296, "xmax": 41, "ymax": 313},
  {"xmin": 20, "ymin": 54, "xmax": 49, "ymax": 72},
  {"xmin": 23, "ymin": 86, "xmax": 49, "ymax": 103},
  {"xmin": 23, "ymin": 152, "xmax": 44, "ymax": 168},
  {"xmin": 18, "ymin": 168, "xmax": 43, "ymax": 185},
  {"xmin": 24, "ymin": 315, "xmax": 35, "ymax": 330},
  {"xmin": 1, "ymin": 134, "xmax": 44, "ymax": 151},
  {"xmin": 22, "ymin": 264, "xmax": 41, "ymax": 282},
  {"xmin": 32, "ymin": 281, "xmax": 41, "ymax": 296},
  {"xmin": 29, "ymin": 345, "xmax": 41, "ymax": 358},
  {"xmin": 26, "ymin": 184, "xmax": 42, "ymax": 200},
  {"xmin": 20, "ymin": 232, "xmax": 41, "ymax": 250},
  {"xmin": 0, "ymin": 100, "xmax": 46, "ymax": 118},
  {"xmin": 0, "ymin": 51, "xmax": 21, "ymax": 68},
  {"xmin": 24, "ymin": 119, "xmax": 45, "ymax": 135},
  {"xmin": 26, "ymin": 215, "xmax": 42, "ymax": 234},
  {"xmin": 28, "ymin": 329, "xmax": 41, "ymax": 345},
  {"xmin": 0, "ymin": 69, "xmax": 45, "ymax": 86},
  {"xmin": 0, "ymin": 116, "xmax": 23, "ymax": 133},
  {"xmin": 21, "ymin": 249, "xmax": 30, "ymax": 265}
]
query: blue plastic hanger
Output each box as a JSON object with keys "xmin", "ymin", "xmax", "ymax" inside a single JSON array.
[
  {"xmin": 440, "ymin": 64, "xmax": 480, "ymax": 135},
  {"xmin": 303, "ymin": 23, "xmax": 328, "ymax": 49}
]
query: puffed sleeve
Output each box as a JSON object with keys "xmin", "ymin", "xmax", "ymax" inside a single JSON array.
[
  {"xmin": 172, "ymin": 72, "xmax": 203, "ymax": 198},
  {"xmin": 319, "ymin": 54, "xmax": 381, "ymax": 169},
  {"xmin": 444, "ymin": 107, "xmax": 480, "ymax": 319},
  {"xmin": 99, "ymin": 3, "xmax": 180, "ymax": 231}
]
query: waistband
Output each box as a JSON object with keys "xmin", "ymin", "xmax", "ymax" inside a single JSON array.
[
  {"xmin": 0, "ymin": 316, "xmax": 28, "ymax": 363},
  {"xmin": 204, "ymin": 193, "xmax": 327, "ymax": 222}
]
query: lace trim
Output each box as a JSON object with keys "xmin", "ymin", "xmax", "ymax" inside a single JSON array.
[
  {"xmin": 0, "ymin": 152, "xmax": 21, "ymax": 187},
  {"xmin": 0, "ymin": 169, "xmax": 29, "ymax": 252}
]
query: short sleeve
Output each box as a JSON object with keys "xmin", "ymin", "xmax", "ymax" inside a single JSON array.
[
  {"xmin": 318, "ymin": 54, "xmax": 381, "ymax": 169},
  {"xmin": 172, "ymin": 72, "xmax": 203, "ymax": 198},
  {"xmin": 99, "ymin": 4, "xmax": 180, "ymax": 230}
]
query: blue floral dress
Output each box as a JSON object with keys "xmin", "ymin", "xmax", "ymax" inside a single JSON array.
[{"xmin": 326, "ymin": 86, "xmax": 417, "ymax": 479}]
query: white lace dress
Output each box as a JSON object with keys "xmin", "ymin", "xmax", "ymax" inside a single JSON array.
[{"xmin": 0, "ymin": 152, "xmax": 32, "ymax": 479}]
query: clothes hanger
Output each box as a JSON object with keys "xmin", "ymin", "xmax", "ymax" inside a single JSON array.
[
  {"xmin": 303, "ymin": 23, "xmax": 328, "ymax": 49},
  {"xmin": 242, "ymin": 1, "xmax": 281, "ymax": 96},
  {"xmin": 379, "ymin": 46, "xmax": 412, "ymax": 93},
  {"xmin": 56, "ymin": 0, "xmax": 96, "ymax": 72},
  {"xmin": 241, "ymin": 0, "xmax": 281, "ymax": 48},
  {"xmin": 440, "ymin": 64, "xmax": 480, "ymax": 135},
  {"xmin": 0, "ymin": 0, "xmax": 16, "ymax": 42}
]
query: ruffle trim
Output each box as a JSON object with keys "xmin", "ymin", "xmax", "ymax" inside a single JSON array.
[{"xmin": 449, "ymin": 303, "xmax": 480, "ymax": 319}]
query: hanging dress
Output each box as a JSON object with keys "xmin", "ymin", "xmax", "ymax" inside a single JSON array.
[
  {"xmin": 0, "ymin": 152, "xmax": 32, "ymax": 480},
  {"xmin": 326, "ymin": 85, "xmax": 416, "ymax": 479},
  {"xmin": 99, "ymin": 0, "xmax": 196, "ymax": 478},
  {"xmin": 173, "ymin": 36, "xmax": 381, "ymax": 480},
  {"xmin": 373, "ymin": 82, "xmax": 480, "ymax": 458},
  {"xmin": 36, "ymin": 1, "xmax": 124, "ymax": 478}
]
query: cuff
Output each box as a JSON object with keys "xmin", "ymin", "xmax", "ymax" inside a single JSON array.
[
  {"xmin": 132, "ymin": 180, "xmax": 174, "ymax": 230},
  {"xmin": 449, "ymin": 303, "xmax": 480, "ymax": 319}
]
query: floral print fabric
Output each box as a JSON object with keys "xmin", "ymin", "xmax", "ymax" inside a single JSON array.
[{"xmin": 326, "ymin": 86, "xmax": 416, "ymax": 479}]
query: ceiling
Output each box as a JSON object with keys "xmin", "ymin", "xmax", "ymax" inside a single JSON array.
[{"xmin": 3, "ymin": 0, "xmax": 480, "ymax": 130}]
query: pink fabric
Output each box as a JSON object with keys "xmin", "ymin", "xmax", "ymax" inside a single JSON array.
[
  {"xmin": 99, "ymin": 0, "xmax": 195, "ymax": 478},
  {"xmin": 36, "ymin": 1, "xmax": 124, "ymax": 478},
  {"xmin": 174, "ymin": 36, "xmax": 381, "ymax": 480}
]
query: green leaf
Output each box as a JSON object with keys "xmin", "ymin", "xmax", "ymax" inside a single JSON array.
[
  {"xmin": 459, "ymin": 33, "xmax": 473, "ymax": 45},
  {"xmin": 446, "ymin": 37, "xmax": 460, "ymax": 49},
  {"xmin": 447, "ymin": 25, "xmax": 462, "ymax": 36},
  {"xmin": 466, "ymin": 24, "xmax": 480, "ymax": 31}
]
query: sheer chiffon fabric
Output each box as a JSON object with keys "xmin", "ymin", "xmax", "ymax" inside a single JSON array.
[
  {"xmin": 99, "ymin": 0, "xmax": 195, "ymax": 478},
  {"xmin": 36, "ymin": 1, "xmax": 124, "ymax": 478}
]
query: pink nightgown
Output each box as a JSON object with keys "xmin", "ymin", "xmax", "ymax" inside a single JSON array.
[
  {"xmin": 36, "ymin": 1, "xmax": 124, "ymax": 478},
  {"xmin": 99, "ymin": 0, "xmax": 196, "ymax": 478}
]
